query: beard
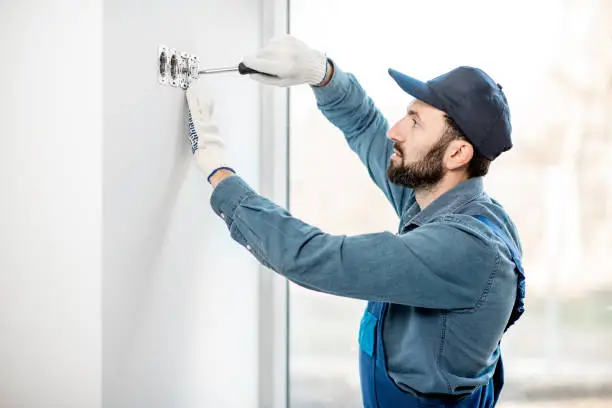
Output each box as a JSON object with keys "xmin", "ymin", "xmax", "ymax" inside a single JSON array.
[{"xmin": 386, "ymin": 134, "xmax": 452, "ymax": 190}]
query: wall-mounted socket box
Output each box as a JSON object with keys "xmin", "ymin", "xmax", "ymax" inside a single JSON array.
[{"xmin": 158, "ymin": 45, "xmax": 200, "ymax": 89}]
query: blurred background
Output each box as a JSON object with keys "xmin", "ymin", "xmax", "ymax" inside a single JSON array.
[{"xmin": 287, "ymin": 0, "xmax": 612, "ymax": 407}]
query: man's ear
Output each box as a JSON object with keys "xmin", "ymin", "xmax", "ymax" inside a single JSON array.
[{"xmin": 446, "ymin": 140, "xmax": 474, "ymax": 170}]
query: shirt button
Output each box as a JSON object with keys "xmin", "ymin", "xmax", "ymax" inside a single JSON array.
[
  {"xmin": 246, "ymin": 245, "xmax": 252, "ymax": 251},
  {"xmin": 220, "ymin": 213, "xmax": 225, "ymax": 219}
]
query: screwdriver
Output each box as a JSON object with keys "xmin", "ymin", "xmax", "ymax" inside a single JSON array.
[{"xmin": 198, "ymin": 62, "xmax": 278, "ymax": 78}]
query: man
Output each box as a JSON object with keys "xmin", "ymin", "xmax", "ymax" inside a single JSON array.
[{"xmin": 185, "ymin": 35, "xmax": 525, "ymax": 408}]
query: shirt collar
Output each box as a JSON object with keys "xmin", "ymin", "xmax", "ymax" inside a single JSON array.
[{"xmin": 402, "ymin": 177, "xmax": 484, "ymax": 228}]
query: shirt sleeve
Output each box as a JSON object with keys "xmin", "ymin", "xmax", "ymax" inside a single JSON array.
[
  {"xmin": 311, "ymin": 61, "xmax": 414, "ymax": 217},
  {"xmin": 210, "ymin": 175, "xmax": 497, "ymax": 309}
]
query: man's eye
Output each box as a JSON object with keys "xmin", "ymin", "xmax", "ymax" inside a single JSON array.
[{"xmin": 411, "ymin": 118, "xmax": 418, "ymax": 127}]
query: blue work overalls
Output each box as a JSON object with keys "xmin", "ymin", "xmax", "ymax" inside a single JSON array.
[{"xmin": 359, "ymin": 215, "xmax": 526, "ymax": 408}]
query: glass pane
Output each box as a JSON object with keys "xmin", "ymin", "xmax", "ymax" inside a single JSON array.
[{"xmin": 289, "ymin": 1, "xmax": 612, "ymax": 407}]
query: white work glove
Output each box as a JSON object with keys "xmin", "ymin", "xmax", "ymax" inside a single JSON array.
[
  {"xmin": 242, "ymin": 35, "xmax": 328, "ymax": 87},
  {"xmin": 185, "ymin": 82, "xmax": 233, "ymax": 181}
]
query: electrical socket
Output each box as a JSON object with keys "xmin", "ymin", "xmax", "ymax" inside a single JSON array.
[{"xmin": 158, "ymin": 45, "xmax": 200, "ymax": 89}]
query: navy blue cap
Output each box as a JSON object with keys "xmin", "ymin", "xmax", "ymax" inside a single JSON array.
[{"xmin": 388, "ymin": 66, "xmax": 512, "ymax": 160}]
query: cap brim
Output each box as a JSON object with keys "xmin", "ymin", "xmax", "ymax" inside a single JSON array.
[{"xmin": 388, "ymin": 68, "xmax": 445, "ymax": 111}]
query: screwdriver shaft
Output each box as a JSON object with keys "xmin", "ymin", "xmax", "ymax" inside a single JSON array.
[
  {"xmin": 198, "ymin": 66, "xmax": 238, "ymax": 75},
  {"xmin": 197, "ymin": 63, "xmax": 277, "ymax": 78}
]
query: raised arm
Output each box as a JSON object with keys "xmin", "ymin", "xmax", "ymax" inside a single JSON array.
[
  {"xmin": 242, "ymin": 35, "xmax": 413, "ymax": 216},
  {"xmin": 312, "ymin": 61, "xmax": 413, "ymax": 216},
  {"xmin": 209, "ymin": 175, "xmax": 495, "ymax": 309}
]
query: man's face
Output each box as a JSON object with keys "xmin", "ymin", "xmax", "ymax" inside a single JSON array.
[{"xmin": 386, "ymin": 99, "xmax": 455, "ymax": 190}]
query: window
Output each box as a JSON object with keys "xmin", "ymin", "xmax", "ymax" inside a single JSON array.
[{"xmin": 288, "ymin": 1, "xmax": 612, "ymax": 407}]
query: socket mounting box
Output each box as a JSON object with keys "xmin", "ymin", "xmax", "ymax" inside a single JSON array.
[{"xmin": 158, "ymin": 45, "xmax": 200, "ymax": 89}]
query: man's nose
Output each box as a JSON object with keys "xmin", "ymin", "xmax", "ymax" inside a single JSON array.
[{"xmin": 387, "ymin": 121, "xmax": 401, "ymax": 142}]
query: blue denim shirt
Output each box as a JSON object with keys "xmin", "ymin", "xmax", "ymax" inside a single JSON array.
[{"xmin": 210, "ymin": 64, "xmax": 522, "ymax": 396}]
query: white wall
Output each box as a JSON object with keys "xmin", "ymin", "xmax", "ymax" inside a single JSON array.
[
  {"xmin": 103, "ymin": 0, "xmax": 264, "ymax": 407},
  {"xmin": 0, "ymin": 1, "xmax": 102, "ymax": 407},
  {"xmin": 0, "ymin": 0, "xmax": 285, "ymax": 407}
]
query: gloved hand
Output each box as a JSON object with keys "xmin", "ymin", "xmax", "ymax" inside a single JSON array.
[
  {"xmin": 185, "ymin": 82, "xmax": 233, "ymax": 182},
  {"xmin": 242, "ymin": 35, "xmax": 329, "ymax": 87}
]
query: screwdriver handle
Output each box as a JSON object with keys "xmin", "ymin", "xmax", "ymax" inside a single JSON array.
[{"xmin": 238, "ymin": 62, "xmax": 278, "ymax": 78}]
